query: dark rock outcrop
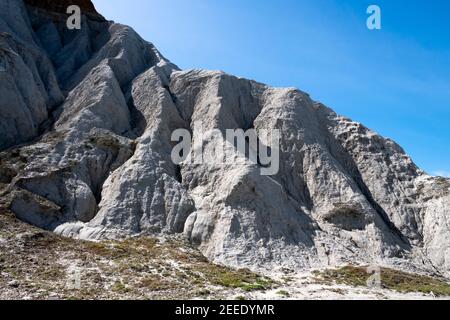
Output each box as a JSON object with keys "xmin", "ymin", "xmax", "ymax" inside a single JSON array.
[{"xmin": 24, "ymin": 0, "xmax": 103, "ymax": 18}]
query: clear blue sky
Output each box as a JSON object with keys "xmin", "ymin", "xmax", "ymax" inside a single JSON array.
[{"xmin": 93, "ymin": 0, "xmax": 450, "ymax": 177}]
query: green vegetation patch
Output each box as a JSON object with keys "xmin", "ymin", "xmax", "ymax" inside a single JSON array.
[
  {"xmin": 313, "ymin": 265, "xmax": 450, "ymax": 296},
  {"xmin": 198, "ymin": 264, "xmax": 274, "ymax": 292},
  {"xmin": 276, "ymin": 290, "xmax": 290, "ymax": 297}
]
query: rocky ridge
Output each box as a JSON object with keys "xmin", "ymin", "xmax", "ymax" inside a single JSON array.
[{"xmin": 0, "ymin": 0, "xmax": 449, "ymax": 280}]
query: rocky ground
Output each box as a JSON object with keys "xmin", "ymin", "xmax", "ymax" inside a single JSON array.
[
  {"xmin": 1, "ymin": 211, "xmax": 449, "ymax": 300},
  {"xmin": 0, "ymin": 209, "xmax": 273, "ymax": 300}
]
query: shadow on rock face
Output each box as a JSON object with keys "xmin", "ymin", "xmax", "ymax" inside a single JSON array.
[{"xmin": 323, "ymin": 202, "xmax": 367, "ymax": 231}]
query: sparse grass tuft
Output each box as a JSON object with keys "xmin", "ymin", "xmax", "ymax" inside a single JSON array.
[
  {"xmin": 276, "ymin": 290, "xmax": 290, "ymax": 297},
  {"xmin": 111, "ymin": 281, "xmax": 130, "ymax": 293}
]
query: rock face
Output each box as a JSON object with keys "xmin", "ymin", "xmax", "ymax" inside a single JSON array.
[{"xmin": 0, "ymin": 0, "xmax": 449, "ymax": 277}]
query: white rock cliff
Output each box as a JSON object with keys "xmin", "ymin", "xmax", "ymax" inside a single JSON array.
[{"xmin": 0, "ymin": 0, "xmax": 448, "ymax": 278}]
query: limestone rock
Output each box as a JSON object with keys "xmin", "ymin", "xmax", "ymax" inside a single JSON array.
[
  {"xmin": 0, "ymin": 0, "xmax": 448, "ymax": 278},
  {"xmin": 0, "ymin": 0, "xmax": 64, "ymax": 150}
]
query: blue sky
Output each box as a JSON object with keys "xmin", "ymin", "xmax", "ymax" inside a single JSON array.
[{"xmin": 93, "ymin": 0, "xmax": 450, "ymax": 176}]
